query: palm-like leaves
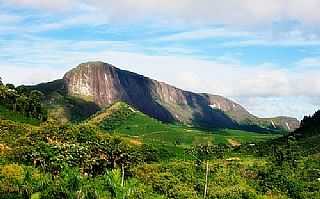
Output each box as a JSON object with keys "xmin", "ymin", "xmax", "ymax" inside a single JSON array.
[{"xmin": 105, "ymin": 169, "xmax": 137, "ymax": 199}]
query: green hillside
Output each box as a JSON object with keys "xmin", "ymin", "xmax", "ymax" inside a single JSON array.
[
  {"xmin": 44, "ymin": 92, "xmax": 100, "ymax": 124},
  {"xmin": 88, "ymin": 102, "xmax": 280, "ymax": 147}
]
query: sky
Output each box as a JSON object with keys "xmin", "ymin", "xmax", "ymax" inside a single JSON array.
[{"xmin": 0, "ymin": 0, "xmax": 320, "ymax": 120}]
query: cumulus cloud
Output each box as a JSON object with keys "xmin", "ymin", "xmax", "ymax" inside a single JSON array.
[
  {"xmin": 0, "ymin": 64, "xmax": 65, "ymax": 85},
  {"xmin": 0, "ymin": 37, "xmax": 319, "ymax": 98},
  {"xmin": 85, "ymin": 0, "xmax": 320, "ymax": 26},
  {"xmin": 2, "ymin": 0, "xmax": 320, "ymax": 26},
  {"xmin": 233, "ymin": 96, "xmax": 319, "ymax": 120}
]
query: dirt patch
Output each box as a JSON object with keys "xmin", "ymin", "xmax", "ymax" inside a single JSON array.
[
  {"xmin": 129, "ymin": 139, "xmax": 143, "ymax": 146},
  {"xmin": 0, "ymin": 143, "xmax": 12, "ymax": 155},
  {"xmin": 226, "ymin": 157, "xmax": 241, "ymax": 161},
  {"xmin": 227, "ymin": 139, "xmax": 241, "ymax": 147}
]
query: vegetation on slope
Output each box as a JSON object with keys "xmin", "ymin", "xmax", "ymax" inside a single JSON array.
[
  {"xmin": 44, "ymin": 93, "xmax": 100, "ymax": 124},
  {"xmin": 0, "ymin": 120, "xmax": 166, "ymax": 198},
  {"xmin": 23, "ymin": 79, "xmax": 100, "ymax": 124},
  {"xmin": 88, "ymin": 102, "xmax": 280, "ymax": 146},
  {"xmin": 1, "ymin": 115, "xmax": 319, "ymax": 198},
  {"xmin": 0, "ymin": 78, "xmax": 319, "ymax": 199}
]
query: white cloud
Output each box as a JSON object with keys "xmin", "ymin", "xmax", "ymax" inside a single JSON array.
[
  {"xmin": 0, "ymin": 37, "xmax": 319, "ymax": 98},
  {"xmin": 155, "ymin": 27, "xmax": 320, "ymax": 47},
  {"xmin": 0, "ymin": 13, "xmax": 23, "ymax": 24},
  {"xmin": 223, "ymin": 39, "xmax": 320, "ymax": 47},
  {"xmin": 233, "ymin": 96, "xmax": 319, "ymax": 120},
  {"xmin": 220, "ymin": 29, "xmax": 320, "ymax": 47},
  {"xmin": 2, "ymin": 0, "xmax": 78, "ymax": 11},
  {"xmin": 159, "ymin": 28, "xmax": 253, "ymax": 41},
  {"xmin": 3, "ymin": 0, "xmax": 320, "ymax": 48},
  {"xmin": 286, "ymin": 0, "xmax": 320, "ymax": 25},
  {"xmin": 0, "ymin": 64, "xmax": 65, "ymax": 85},
  {"xmin": 2, "ymin": 0, "xmax": 320, "ymax": 26},
  {"xmin": 295, "ymin": 57, "xmax": 320, "ymax": 68}
]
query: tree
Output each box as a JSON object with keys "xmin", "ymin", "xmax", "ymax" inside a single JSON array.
[
  {"xmin": 296, "ymin": 110, "xmax": 320, "ymax": 137},
  {"xmin": 16, "ymin": 95, "xmax": 29, "ymax": 115},
  {"xmin": 0, "ymin": 85, "xmax": 8, "ymax": 103},
  {"xmin": 0, "ymin": 82, "xmax": 47, "ymax": 121},
  {"xmin": 29, "ymin": 90, "xmax": 44, "ymax": 119},
  {"xmin": 6, "ymin": 84, "xmax": 15, "ymax": 90},
  {"xmin": 30, "ymin": 90, "xmax": 44, "ymax": 101},
  {"xmin": 6, "ymin": 89, "xmax": 18, "ymax": 111},
  {"xmin": 0, "ymin": 77, "xmax": 3, "ymax": 85},
  {"xmin": 16, "ymin": 86, "xmax": 28, "ymax": 95}
]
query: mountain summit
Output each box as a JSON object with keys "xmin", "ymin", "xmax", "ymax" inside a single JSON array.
[{"xmin": 60, "ymin": 61, "xmax": 299, "ymax": 131}]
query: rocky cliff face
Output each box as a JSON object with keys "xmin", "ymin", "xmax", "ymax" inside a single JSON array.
[{"xmin": 63, "ymin": 61, "xmax": 299, "ymax": 131}]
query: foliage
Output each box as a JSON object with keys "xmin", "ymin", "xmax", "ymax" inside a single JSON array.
[
  {"xmin": 0, "ymin": 83, "xmax": 47, "ymax": 123},
  {"xmin": 296, "ymin": 110, "xmax": 320, "ymax": 137},
  {"xmin": 0, "ymin": 100, "xmax": 319, "ymax": 198},
  {"xmin": 88, "ymin": 102, "xmax": 280, "ymax": 162},
  {"xmin": 0, "ymin": 105, "xmax": 40, "ymax": 125}
]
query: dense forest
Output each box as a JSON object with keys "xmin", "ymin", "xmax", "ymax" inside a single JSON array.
[
  {"xmin": 0, "ymin": 79, "xmax": 47, "ymax": 122},
  {"xmin": 0, "ymin": 78, "xmax": 319, "ymax": 199}
]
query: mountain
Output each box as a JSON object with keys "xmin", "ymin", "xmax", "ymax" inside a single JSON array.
[{"xmin": 31, "ymin": 61, "xmax": 299, "ymax": 131}]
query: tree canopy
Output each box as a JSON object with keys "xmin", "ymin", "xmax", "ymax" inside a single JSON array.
[{"xmin": 0, "ymin": 83, "xmax": 47, "ymax": 121}]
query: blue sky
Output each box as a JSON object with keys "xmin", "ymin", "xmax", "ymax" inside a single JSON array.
[{"xmin": 0, "ymin": 0, "xmax": 320, "ymax": 119}]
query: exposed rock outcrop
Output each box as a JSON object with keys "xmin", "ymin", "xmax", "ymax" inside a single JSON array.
[{"xmin": 63, "ymin": 61, "xmax": 299, "ymax": 131}]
